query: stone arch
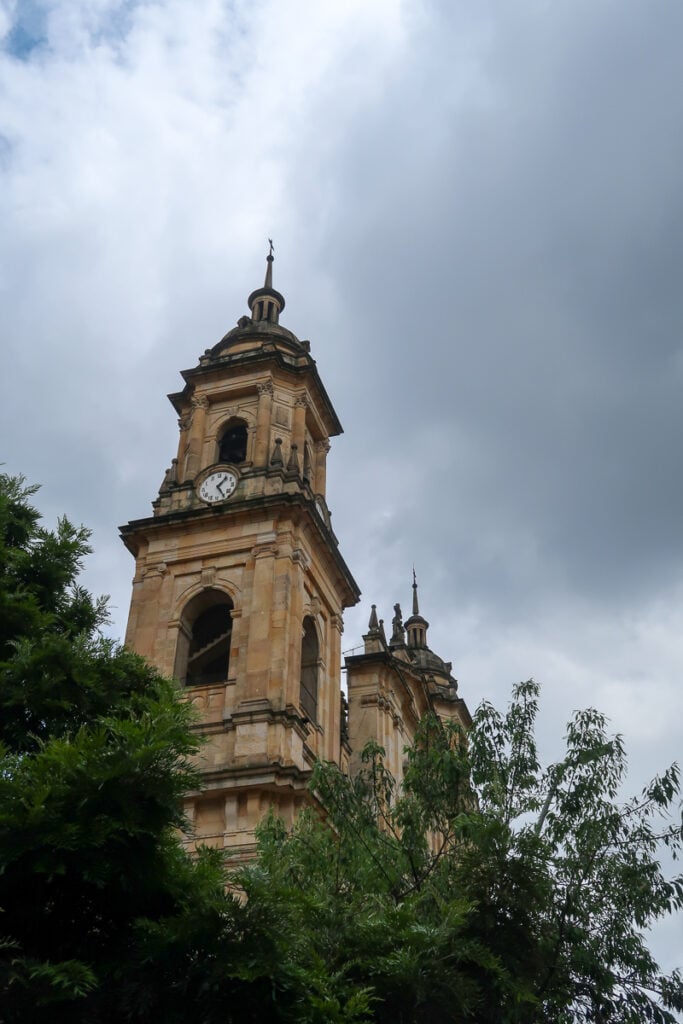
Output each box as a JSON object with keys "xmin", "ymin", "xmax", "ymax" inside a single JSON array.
[
  {"xmin": 175, "ymin": 587, "xmax": 234, "ymax": 687},
  {"xmin": 300, "ymin": 615, "xmax": 321, "ymax": 722}
]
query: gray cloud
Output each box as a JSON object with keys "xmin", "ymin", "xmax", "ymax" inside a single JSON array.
[{"xmin": 1, "ymin": 0, "xmax": 681, "ymax": 971}]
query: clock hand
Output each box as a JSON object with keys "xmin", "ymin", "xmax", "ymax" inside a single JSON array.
[{"xmin": 216, "ymin": 476, "xmax": 226, "ymax": 497}]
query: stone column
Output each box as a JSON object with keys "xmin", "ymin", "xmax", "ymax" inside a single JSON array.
[
  {"xmin": 183, "ymin": 394, "xmax": 209, "ymax": 481},
  {"xmin": 254, "ymin": 380, "xmax": 274, "ymax": 467},
  {"xmin": 175, "ymin": 412, "xmax": 192, "ymax": 468},
  {"xmin": 125, "ymin": 561, "xmax": 170, "ymax": 670},
  {"xmin": 292, "ymin": 395, "xmax": 308, "ymax": 458},
  {"xmin": 326, "ymin": 612, "xmax": 344, "ymax": 762},
  {"xmin": 314, "ymin": 439, "xmax": 331, "ymax": 496}
]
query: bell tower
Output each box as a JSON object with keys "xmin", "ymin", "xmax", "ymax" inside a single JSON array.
[{"xmin": 120, "ymin": 249, "xmax": 360, "ymax": 859}]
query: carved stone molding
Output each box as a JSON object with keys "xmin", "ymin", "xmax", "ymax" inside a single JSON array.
[
  {"xmin": 292, "ymin": 548, "xmax": 311, "ymax": 572},
  {"xmin": 257, "ymin": 380, "xmax": 274, "ymax": 397},
  {"xmin": 143, "ymin": 561, "xmax": 167, "ymax": 579},
  {"xmin": 191, "ymin": 395, "xmax": 209, "ymax": 410},
  {"xmin": 252, "ymin": 541, "xmax": 278, "ymax": 559},
  {"xmin": 314, "ymin": 439, "xmax": 331, "ymax": 454}
]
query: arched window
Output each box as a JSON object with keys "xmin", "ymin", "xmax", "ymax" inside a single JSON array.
[
  {"xmin": 300, "ymin": 616, "xmax": 319, "ymax": 722},
  {"xmin": 178, "ymin": 590, "xmax": 233, "ymax": 687},
  {"xmin": 218, "ymin": 420, "xmax": 248, "ymax": 465}
]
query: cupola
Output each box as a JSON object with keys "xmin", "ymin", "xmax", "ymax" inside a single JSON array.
[
  {"xmin": 404, "ymin": 570, "xmax": 429, "ymax": 650},
  {"xmin": 247, "ymin": 240, "xmax": 286, "ymax": 324}
]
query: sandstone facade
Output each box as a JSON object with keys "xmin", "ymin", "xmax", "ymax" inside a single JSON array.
[{"xmin": 121, "ymin": 253, "xmax": 470, "ymax": 859}]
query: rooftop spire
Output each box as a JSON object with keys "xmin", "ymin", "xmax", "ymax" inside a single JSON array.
[
  {"xmin": 362, "ymin": 602, "xmax": 384, "ymax": 654},
  {"xmin": 248, "ymin": 240, "xmax": 285, "ymax": 324},
  {"xmin": 405, "ymin": 568, "xmax": 429, "ymax": 650},
  {"xmin": 264, "ymin": 238, "xmax": 274, "ymax": 289}
]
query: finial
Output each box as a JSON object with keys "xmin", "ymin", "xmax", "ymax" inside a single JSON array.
[
  {"xmin": 412, "ymin": 566, "xmax": 419, "ymax": 616},
  {"xmin": 287, "ymin": 442, "xmax": 300, "ymax": 473},
  {"xmin": 368, "ymin": 604, "xmax": 379, "ymax": 631},
  {"xmin": 270, "ymin": 437, "xmax": 284, "ymax": 466}
]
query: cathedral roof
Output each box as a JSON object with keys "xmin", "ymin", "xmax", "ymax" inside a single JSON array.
[{"xmin": 211, "ymin": 317, "xmax": 304, "ymax": 358}]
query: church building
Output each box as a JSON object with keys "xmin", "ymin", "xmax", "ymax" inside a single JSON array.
[{"xmin": 120, "ymin": 250, "xmax": 470, "ymax": 859}]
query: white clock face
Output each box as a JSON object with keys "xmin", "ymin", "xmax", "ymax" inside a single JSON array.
[{"xmin": 198, "ymin": 469, "xmax": 238, "ymax": 504}]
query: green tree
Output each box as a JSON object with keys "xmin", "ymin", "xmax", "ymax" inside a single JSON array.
[
  {"xmin": 236, "ymin": 681, "xmax": 683, "ymax": 1023},
  {"xmin": 0, "ymin": 474, "xmax": 233, "ymax": 1022},
  {"xmin": 2, "ymin": 471, "xmax": 682, "ymax": 1023}
]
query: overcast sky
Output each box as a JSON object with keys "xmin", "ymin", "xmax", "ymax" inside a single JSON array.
[{"xmin": 2, "ymin": 0, "xmax": 682, "ymax": 967}]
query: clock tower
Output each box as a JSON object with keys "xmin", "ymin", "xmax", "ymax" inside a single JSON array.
[{"xmin": 120, "ymin": 250, "xmax": 360, "ymax": 859}]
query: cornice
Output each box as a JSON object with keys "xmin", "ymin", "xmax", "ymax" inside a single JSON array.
[
  {"xmin": 168, "ymin": 347, "xmax": 343, "ymax": 437},
  {"xmin": 120, "ymin": 489, "xmax": 361, "ymax": 606}
]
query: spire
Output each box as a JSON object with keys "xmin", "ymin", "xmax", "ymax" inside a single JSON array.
[
  {"xmin": 363, "ymin": 602, "xmax": 384, "ymax": 654},
  {"xmin": 264, "ymin": 238, "xmax": 274, "ymax": 288},
  {"xmin": 405, "ymin": 568, "xmax": 429, "ymax": 650},
  {"xmin": 248, "ymin": 240, "xmax": 285, "ymax": 324}
]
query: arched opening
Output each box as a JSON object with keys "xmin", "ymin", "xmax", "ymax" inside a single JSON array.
[
  {"xmin": 179, "ymin": 589, "xmax": 233, "ymax": 687},
  {"xmin": 303, "ymin": 443, "xmax": 312, "ymax": 485},
  {"xmin": 218, "ymin": 419, "xmax": 248, "ymax": 465},
  {"xmin": 300, "ymin": 616, "xmax": 319, "ymax": 722}
]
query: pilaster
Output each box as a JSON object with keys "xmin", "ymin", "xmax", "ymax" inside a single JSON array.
[
  {"xmin": 292, "ymin": 394, "xmax": 308, "ymax": 455},
  {"xmin": 241, "ymin": 534, "xmax": 277, "ymax": 702},
  {"xmin": 254, "ymin": 380, "xmax": 274, "ymax": 467},
  {"xmin": 183, "ymin": 394, "xmax": 209, "ymax": 480},
  {"xmin": 314, "ymin": 439, "xmax": 330, "ymax": 496}
]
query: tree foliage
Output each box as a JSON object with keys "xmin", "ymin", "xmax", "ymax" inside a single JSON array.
[
  {"xmin": 0, "ymin": 474, "xmax": 233, "ymax": 1022},
  {"xmin": 236, "ymin": 682, "xmax": 683, "ymax": 1023}
]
